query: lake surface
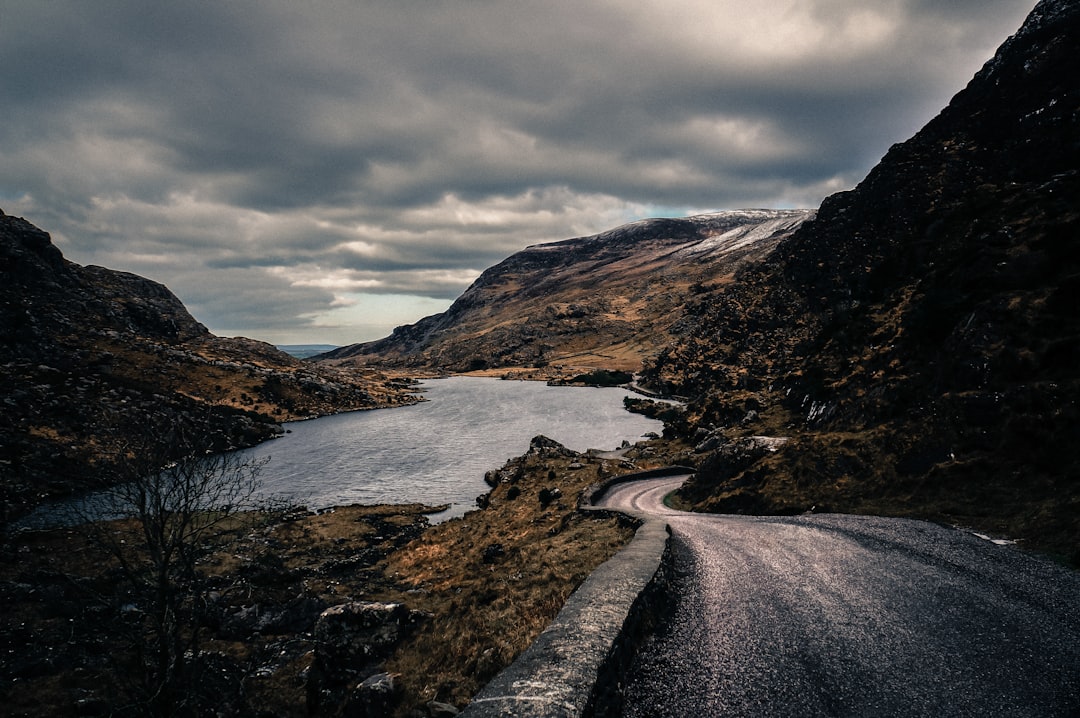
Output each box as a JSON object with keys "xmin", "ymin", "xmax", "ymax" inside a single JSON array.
[{"xmin": 238, "ymin": 376, "xmax": 664, "ymax": 519}]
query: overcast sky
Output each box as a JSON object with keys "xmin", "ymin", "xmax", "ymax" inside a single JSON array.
[{"xmin": 1, "ymin": 1, "xmax": 1036, "ymax": 346}]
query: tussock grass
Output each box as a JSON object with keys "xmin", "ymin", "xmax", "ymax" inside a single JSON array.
[
  {"xmin": 375, "ymin": 449, "xmax": 640, "ymax": 711},
  {"xmin": 2, "ymin": 439, "xmax": 677, "ymax": 715}
]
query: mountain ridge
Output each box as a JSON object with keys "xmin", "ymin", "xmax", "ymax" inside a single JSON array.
[
  {"xmin": 320, "ymin": 209, "xmax": 812, "ymax": 374},
  {"xmin": 638, "ymin": 0, "xmax": 1079, "ymax": 559},
  {"xmin": 0, "ymin": 211, "xmax": 419, "ymax": 524}
]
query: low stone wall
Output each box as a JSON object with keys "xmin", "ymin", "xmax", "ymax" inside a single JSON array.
[
  {"xmin": 460, "ymin": 467, "xmax": 693, "ymax": 717},
  {"xmin": 583, "ymin": 528, "xmax": 676, "ymax": 718}
]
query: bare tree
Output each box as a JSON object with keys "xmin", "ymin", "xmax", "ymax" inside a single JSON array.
[{"xmin": 77, "ymin": 419, "xmax": 269, "ymax": 716}]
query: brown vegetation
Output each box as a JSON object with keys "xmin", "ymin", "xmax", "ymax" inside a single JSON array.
[
  {"xmin": 0, "ymin": 433, "xmax": 689, "ymax": 716},
  {"xmin": 320, "ymin": 211, "xmax": 810, "ymax": 377}
]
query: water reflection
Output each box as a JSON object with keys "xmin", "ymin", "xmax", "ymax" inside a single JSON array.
[
  {"xmin": 15, "ymin": 377, "xmax": 665, "ymax": 528},
  {"xmin": 240, "ymin": 376, "xmax": 664, "ymax": 519}
]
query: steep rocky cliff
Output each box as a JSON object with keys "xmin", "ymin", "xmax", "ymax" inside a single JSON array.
[
  {"xmin": 321, "ymin": 210, "xmax": 810, "ymax": 375},
  {"xmin": 0, "ymin": 211, "xmax": 418, "ymax": 523},
  {"xmin": 643, "ymin": 0, "xmax": 1079, "ymax": 560}
]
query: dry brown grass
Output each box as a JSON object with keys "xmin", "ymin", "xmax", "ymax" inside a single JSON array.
[
  {"xmin": 1, "ymin": 438, "xmax": 678, "ymax": 715},
  {"xmin": 374, "ymin": 449, "xmax": 640, "ymax": 711}
]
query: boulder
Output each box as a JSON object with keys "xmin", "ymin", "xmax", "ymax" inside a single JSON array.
[
  {"xmin": 426, "ymin": 700, "xmax": 461, "ymax": 717},
  {"xmin": 313, "ymin": 602, "xmax": 426, "ymax": 682},
  {"xmin": 221, "ymin": 595, "xmax": 326, "ymax": 637},
  {"xmin": 697, "ymin": 437, "xmax": 769, "ymax": 480},
  {"xmin": 527, "ymin": 435, "xmax": 574, "ymax": 458},
  {"xmin": 538, "ymin": 486, "xmax": 562, "ymax": 508},
  {"xmin": 343, "ymin": 672, "xmax": 401, "ymax": 718}
]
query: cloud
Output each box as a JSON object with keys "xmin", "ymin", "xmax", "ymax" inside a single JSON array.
[{"xmin": 0, "ymin": 0, "xmax": 1037, "ymax": 344}]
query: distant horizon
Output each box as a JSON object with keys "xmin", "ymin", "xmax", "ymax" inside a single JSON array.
[
  {"xmin": 275, "ymin": 343, "xmax": 342, "ymax": 359},
  {"xmin": 1, "ymin": 1, "xmax": 1037, "ymax": 345}
]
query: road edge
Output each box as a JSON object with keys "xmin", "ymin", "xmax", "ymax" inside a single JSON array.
[{"xmin": 459, "ymin": 467, "xmax": 693, "ymax": 717}]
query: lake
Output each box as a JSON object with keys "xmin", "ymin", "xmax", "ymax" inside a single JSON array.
[{"xmin": 237, "ymin": 376, "xmax": 664, "ymax": 519}]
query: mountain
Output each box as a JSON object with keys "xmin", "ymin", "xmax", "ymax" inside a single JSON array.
[
  {"xmin": 0, "ymin": 211, "xmax": 418, "ymax": 524},
  {"xmin": 330, "ymin": 0, "xmax": 1077, "ymax": 559},
  {"xmin": 319, "ymin": 209, "xmax": 811, "ymax": 375},
  {"xmin": 641, "ymin": 0, "xmax": 1079, "ymax": 560}
]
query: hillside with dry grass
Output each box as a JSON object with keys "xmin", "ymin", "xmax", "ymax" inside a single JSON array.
[
  {"xmin": 319, "ymin": 210, "xmax": 810, "ymax": 377},
  {"xmin": 1, "ymin": 432, "xmax": 685, "ymax": 716}
]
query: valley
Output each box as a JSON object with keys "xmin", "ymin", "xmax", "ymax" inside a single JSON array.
[{"xmin": 1, "ymin": 0, "xmax": 1078, "ymax": 715}]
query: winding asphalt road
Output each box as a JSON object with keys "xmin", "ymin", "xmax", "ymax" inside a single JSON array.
[{"xmin": 594, "ymin": 476, "xmax": 1080, "ymax": 717}]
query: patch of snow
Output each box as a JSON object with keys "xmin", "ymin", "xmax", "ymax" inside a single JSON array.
[{"xmin": 679, "ymin": 210, "xmax": 813, "ymax": 258}]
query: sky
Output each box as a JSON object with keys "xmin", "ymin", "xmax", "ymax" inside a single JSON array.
[{"xmin": 0, "ymin": 1, "xmax": 1037, "ymax": 346}]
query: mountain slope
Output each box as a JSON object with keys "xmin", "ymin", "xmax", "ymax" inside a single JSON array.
[
  {"xmin": 0, "ymin": 211, "xmax": 418, "ymax": 524},
  {"xmin": 642, "ymin": 0, "xmax": 1079, "ymax": 560},
  {"xmin": 320, "ymin": 209, "xmax": 811, "ymax": 375}
]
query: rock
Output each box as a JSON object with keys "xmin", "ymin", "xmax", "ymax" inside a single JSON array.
[
  {"xmin": 698, "ymin": 437, "xmax": 773, "ymax": 482},
  {"xmin": 219, "ymin": 601, "xmax": 322, "ymax": 640},
  {"xmin": 481, "ymin": 543, "xmax": 505, "ymax": 564},
  {"xmin": 343, "ymin": 672, "xmax": 401, "ymax": 718},
  {"xmin": 426, "ymin": 700, "xmax": 460, "ymax": 717},
  {"xmin": 527, "ymin": 435, "xmax": 573, "ymax": 457},
  {"xmin": 314, "ymin": 602, "xmax": 426, "ymax": 682},
  {"xmin": 694, "ymin": 433, "xmax": 724, "ymax": 453},
  {"xmin": 747, "ymin": 436, "xmax": 789, "ymax": 453},
  {"xmin": 538, "ymin": 486, "xmax": 562, "ymax": 508}
]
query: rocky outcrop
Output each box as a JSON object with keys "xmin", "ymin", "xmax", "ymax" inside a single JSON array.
[
  {"xmin": 313, "ymin": 602, "xmax": 427, "ymax": 682},
  {"xmin": 319, "ymin": 210, "xmax": 811, "ymax": 375},
  {"xmin": 308, "ymin": 601, "xmax": 428, "ymax": 715},
  {"xmin": 643, "ymin": 0, "xmax": 1080, "ymax": 558},
  {"xmin": 0, "ymin": 211, "xmax": 421, "ymax": 524}
]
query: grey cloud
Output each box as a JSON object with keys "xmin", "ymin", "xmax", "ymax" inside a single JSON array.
[
  {"xmin": 0, "ymin": 0, "xmax": 1039, "ymax": 343},
  {"xmin": 147, "ymin": 263, "xmax": 338, "ymax": 338}
]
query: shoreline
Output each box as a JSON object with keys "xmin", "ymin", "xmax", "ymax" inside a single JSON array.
[{"xmin": 2, "ymin": 433, "xmax": 689, "ymax": 716}]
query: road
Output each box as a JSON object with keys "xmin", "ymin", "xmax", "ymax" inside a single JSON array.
[{"xmin": 594, "ymin": 476, "xmax": 1080, "ymax": 717}]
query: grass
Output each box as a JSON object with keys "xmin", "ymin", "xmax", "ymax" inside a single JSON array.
[
  {"xmin": 0, "ymin": 436, "xmax": 687, "ymax": 716},
  {"xmin": 375, "ymin": 445, "xmax": 646, "ymax": 712}
]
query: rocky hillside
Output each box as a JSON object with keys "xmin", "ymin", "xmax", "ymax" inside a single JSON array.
[
  {"xmin": 0, "ymin": 211, "xmax": 419, "ymax": 524},
  {"xmin": 322, "ymin": 0, "xmax": 1078, "ymax": 560},
  {"xmin": 320, "ymin": 210, "xmax": 810, "ymax": 376},
  {"xmin": 643, "ymin": 0, "xmax": 1079, "ymax": 560}
]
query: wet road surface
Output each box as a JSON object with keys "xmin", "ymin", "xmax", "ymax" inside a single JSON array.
[{"xmin": 595, "ymin": 476, "xmax": 1080, "ymax": 717}]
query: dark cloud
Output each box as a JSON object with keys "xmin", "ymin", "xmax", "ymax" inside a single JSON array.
[{"xmin": 0, "ymin": 0, "xmax": 1037, "ymax": 343}]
